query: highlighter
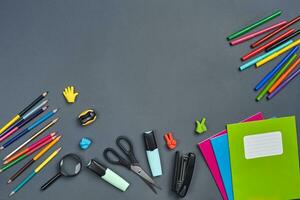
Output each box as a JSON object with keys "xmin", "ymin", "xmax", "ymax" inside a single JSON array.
[
  {"xmin": 87, "ymin": 159, "xmax": 130, "ymax": 192},
  {"xmin": 143, "ymin": 130, "xmax": 162, "ymax": 177}
]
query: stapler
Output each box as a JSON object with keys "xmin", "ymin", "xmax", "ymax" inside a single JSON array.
[{"xmin": 171, "ymin": 151, "xmax": 196, "ymax": 198}]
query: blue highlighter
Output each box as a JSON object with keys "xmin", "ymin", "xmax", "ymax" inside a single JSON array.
[{"xmin": 143, "ymin": 130, "xmax": 162, "ymax": 177}]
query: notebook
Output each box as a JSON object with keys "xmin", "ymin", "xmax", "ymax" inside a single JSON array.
[{"xmin": 227, "ymin": 116, "xmax": 300, "ymax": 200}]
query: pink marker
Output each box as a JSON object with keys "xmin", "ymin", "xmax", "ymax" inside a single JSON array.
[{"xmin": 230, "ymin": 21, "xmax": 287, "ymax": 46}]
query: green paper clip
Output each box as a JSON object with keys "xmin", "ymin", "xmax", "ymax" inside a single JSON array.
[{"xmin": 195, "ymin": 118, "xmax": 207, "ymax": 134}]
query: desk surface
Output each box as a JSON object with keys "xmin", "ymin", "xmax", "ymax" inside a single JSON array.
[{"xmin": 0, "ymin": 1, "xmax": 299, "ymax": 199}]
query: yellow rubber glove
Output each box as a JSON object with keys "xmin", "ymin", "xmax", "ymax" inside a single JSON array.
[{"xmin": 63, "ymin": 86, "xmax": 79, "ymax": 103}]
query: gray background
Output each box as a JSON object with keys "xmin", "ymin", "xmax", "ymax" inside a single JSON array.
[{"xmin": 0, "ymin": 0, "xmax": 299, "ymax": 199}]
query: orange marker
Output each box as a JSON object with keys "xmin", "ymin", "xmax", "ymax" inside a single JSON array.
[{"xmin": 164, "ymin": 132, "xmax": 177, "ymax": 150}]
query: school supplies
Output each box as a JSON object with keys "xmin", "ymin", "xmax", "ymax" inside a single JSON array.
[
  {"xmin": 171, "ymin": 151, "xmax": 195, "ymax": 198},
  {"xmin": 227, "ymin": 10, "xmax": 282, "ymax": 40},
  {"xmin": 266, "ymin": 29, "xmax": 300, "ymax": 52},
  {"xmin": 41, "ymin": 153, "xmax": 83, "ymax": 190},
  {"xmin": 229, "ymin": 21, "xmax": 287, "ymax": 46},
  {"xmin": 143, "ymin": 130, "xmax": 162, "ymax": 177},
  {"xmin": 79, "ymin": 137, "xmax": 92, "ymax": 150},
  {"xmin": 267, "ymin": 67, "xmax": 300, "ymax": 99},
  {"xmin": 195, "ymin": 118, "xmax": 207, "ymax": 134},
  {"xmin": 0, "ymin": 91, "xmax": 48, "ymax": 135},
  {"xmin": 103, "ymin": 136, "xmax": 161, "ymax": 194},
  {"xmin": 0, "ymin": 108, "xmax": 58, "ymax": 149},
  {"xmin": 227, "ymin": 116, "xmax": 300, "ymax": 200},
  {"xmin": 63, "ymin": 86, "xmax": 78, "ymax": 103},
  {"xmin": 78, "ymin": 109, "xmax": 97, "ymax": 126},
  {"xmin": 87, "ymin": 159, "xmax": 130, "ymax": 192},
  {"xmin": 9, "ymin": 147, "xmax": 61, "ymax": 197},
  {"xmin": 8, "ymin": 135, "xmax": 61, "ymax": 183},
  {"xmin": 164, "ymin": 132, "xmax": 177, "ymax": 150}
]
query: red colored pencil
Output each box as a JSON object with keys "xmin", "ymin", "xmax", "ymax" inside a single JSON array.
[
  {"xmin": 242, "ymin": 29, "xmax": 295, "ymax": 61},
  {"xmin": 4, "ymin": 133, "xmax": 56, "ymax": 164},
  {"xmin": 251, "ymin": 16, "xmax": 300, "ymax": 48}
]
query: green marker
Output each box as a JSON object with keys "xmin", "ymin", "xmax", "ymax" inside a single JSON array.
[
  {"xmin": 227, "ymin": 10, "xmax": 282, "ymax": 41},
  {"xmin": 256, "ymin": 53, "xmax": 297, "ymax": 101}
]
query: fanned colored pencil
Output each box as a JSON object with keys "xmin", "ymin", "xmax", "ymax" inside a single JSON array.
[
  {"xmin": 266, "ymin": 29, "xmax": 300, "ymax": 52},
  {"xmin": 0, "ymin": 92, "xmax": 48, "ymax": 135},
  {"xmin": 9, "ymin": 147, "xmax": 61, "ymax": 197},
  {"xmin": 4, "ymin": 118, "xmax": 59, "ymax": 161},
  {"xmin": 8, "ymin": 135, "xmax": 61, "ymax": 183}
]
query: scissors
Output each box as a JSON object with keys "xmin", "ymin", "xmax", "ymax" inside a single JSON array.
[{"xmin": 103, "ymin": 136, "xmax": 161, "ymax": 194}]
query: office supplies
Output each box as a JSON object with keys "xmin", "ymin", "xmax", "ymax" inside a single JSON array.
[
  {"xmin": 229, "ymin": 21, "xmax": 287, "ymax": 46},
  {"xmin": 4, "ymin": 118, "xmax": 59, "ymax": 161},
  {"xmin": 63, "ymin": 86, "xmax": 78, "ymax": 103},
  {"xmin": 164, "ymin": 132, "xmax": 177, "ymax": 150},
  {"xmin": 171, "ymin": 151, "xmax": 195, "ymax": 198},
  {"xmin": 239, "ymin": 40, "xmax": 293, "ymax": 71},
  {"xmin": 0, "ymin": 91, "xmax": 48, "ymax": 135},
  {"xmin": 3, "ymin": 133, "xmax": 57, "ymax": 165},
  {"xmin": 268, "ymin": 57, "xmax": 300, "ymax": 93},
  {"xmin": 79, "ymin": 137, "xmax": 92, "ymax": 150},
  {"xmin": 1, "ymin": 108, "xmax": 58, "ymax": 149},
  {"xmin": 143, "ymin": 130, "xmax": 162, "ymax": 177},
  {"xmin": 41, "ymin": 153, "xmax": 82, "ymax": 190},
  {"xmin": 251, "ymin": 16, "xmax": 300, "ymax": 48},
  {"xmin": 242, "ymin": 29, "xmax": 295, "ymax": 61},
  {"xmin": 266, "ymin": 29, "xmax": 300, "ymax": 52},
  {"xmin": 0, "ymin": 106, "xmax": 48, "ymax": 142},
  {"xmin": 256, "ymin": 39, "xmax": 300, "ymax": 67},
  {"xmin": 255, "ymin": 47, "xmax": 298, "ymax": 91},
  {"xmin": 227, "ymin": 10, "xmax": 282, "ymax": 41},
  {"xmin": 197, "ymin": 112, "xmax": 264, "ymax": 200},
  {"xmin": 256, "ymin": 54, "xmax": 297, "ymax": 101},
  {"xmin": 267, "ymin": 67, "xmax": 300, "ymax": 99},
  {"xmin": 9, "ymin": 147, "xmax": 61, "ymax": 197},
  {"xmin": 8, "ymin": 135, "xmax": 61, "ymax": 183},
  {"xmin": 103, "ymin": 136, "xmax": 161, "ymax": 194},
  {"xmin": 195, "ymin": 118, "xmax": 207, "ymax": 134},
  {"xmin": 78, "ymin": 109, "xmax": 97, "ymax": 126},
  {"xmin": 0, "ymin": 100, "xmax": 48, "ymax": 138},
  {"xmin": 227, "ymin": 116, "xmax": 300, "ymax": 200},
  {"xmin": 87, "ymin": 159, "xmax": 130, "ymax": 192}
]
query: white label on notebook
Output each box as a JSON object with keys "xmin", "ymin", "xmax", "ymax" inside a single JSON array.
[{"xmin": 243, "ymin": 131, "xmax": 283, "ymax": 159}]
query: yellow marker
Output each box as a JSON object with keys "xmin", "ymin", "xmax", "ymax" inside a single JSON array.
[
  {"xmin": 256, "ymin": 39, "xmax": 300, "ymax": 67},
  {"xmin": 0, "ymin": 115, "xmax": 20, "ymax": 135}
]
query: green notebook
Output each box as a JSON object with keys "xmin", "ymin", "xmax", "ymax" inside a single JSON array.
[{"xmin": 227, "ymin": 116, "xmax": 300, "ymax": 200}]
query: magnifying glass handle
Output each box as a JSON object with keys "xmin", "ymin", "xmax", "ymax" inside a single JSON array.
[{"xmin": 41, "ymin": 172, "xmax": 62, "ymax": 191}]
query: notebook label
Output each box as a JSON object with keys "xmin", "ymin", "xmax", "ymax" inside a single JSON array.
[{"xmin": 243, "ymin": 131, "xmax": 283, "ymax": 159}]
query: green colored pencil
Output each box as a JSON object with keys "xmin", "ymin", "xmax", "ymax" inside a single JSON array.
[{"xmin": 0, "ymin": 155, "xmax": 26, "ymax": 173}]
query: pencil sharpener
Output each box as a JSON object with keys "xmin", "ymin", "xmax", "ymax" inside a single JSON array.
[{"xmin": 78, "ymin": 109, "xmax": 97, "ymax": 126}]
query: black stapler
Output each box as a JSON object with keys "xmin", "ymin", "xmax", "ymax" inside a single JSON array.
[{"xmin": 171, "ymin": 151, "xmax": 196, "ymax": 198}]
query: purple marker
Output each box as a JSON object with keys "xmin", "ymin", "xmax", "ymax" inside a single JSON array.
[{"xmin": 267, "ymin": 67, "xmax": 300, "ymax": 99}]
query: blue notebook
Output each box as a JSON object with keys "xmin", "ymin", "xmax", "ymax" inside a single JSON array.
[{"xmin": 211, "ymin": 134, "xmax": 233, "ymax": 200}]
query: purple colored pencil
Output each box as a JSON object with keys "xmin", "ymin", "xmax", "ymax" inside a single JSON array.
[{"xmin": 267, "ymin": 67, "xmax": 300, "ymax": 99}]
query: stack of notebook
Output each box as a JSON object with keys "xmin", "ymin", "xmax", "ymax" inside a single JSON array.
[{"xmin": 198, "ymin": 113, "xmax": 300, "ymax": 200}]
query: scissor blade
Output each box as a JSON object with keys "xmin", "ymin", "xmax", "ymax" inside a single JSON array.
[{"xmin": 130, "ymin": 165, "xmax": 162, "ymax": 191}]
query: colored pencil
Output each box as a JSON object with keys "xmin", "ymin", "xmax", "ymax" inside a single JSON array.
[
  {"xmin": 256, "ymin": 39, "xmax": 300, "ymax": 67},
  {"xmin": 241, "ymin": 29, "xmax": 295, "ymax": 61},
  {"xmin": 0, "ymin": 91, "xmax": 48, "ymax": 135},
  {"xmin": 227, "ymin": 10, "xmax": 282, "ymax": 41},
  {"xmin": 256, "ymin": 54, "xmax": 297, "ymax": 101},
  {"xmin": 239, "ymin": 40, "xmax": 293, "ymax": 71},
  {"xmin": 4, "ymin": 118, "xmax": 59, "ymax": 161},
  {"xmin": 251, "ymin": 16, "xmax": 300, "ymax": 48},
  {"xmin": 267, "ymin": 67, "xmax": 300, "ymax": 99},
  {"xmin": 8, "ymin": 135, "xmax": 61, "ymax": 183},
  {"xmin": 4, "ymin": 133, "xmax": 56, "ymax": 164},
  {"xmin": 0, "ymin": 109, "xmax": 58, "ymax": 149},
  {"xmin": 266, "ymin": 29, "xmax": 300, "ymax": 52},
  {"xmin": 268, "ymin": 57, "xmax": 300, "ymax": 93},
  {"xmin": 229, "ymin": 21, "xmax": 287, "ymax": 46},
  {"xmin": 255, "ymin": 47, "xmax": 299, "ymax": 91},
  {"xmin": 0, "ymin": 135, "xmax": 57, "ymax": 173},
  {"xmin": 9, "ymin": 147, "xmax": 61, "ymax": 197},
  {"xmin": 0, "ymin": 106, "xmax": 48, "ymax": 142},
  {"xmin": 0, "ymin": 100, "xmax": 48, "ymax": 138}
]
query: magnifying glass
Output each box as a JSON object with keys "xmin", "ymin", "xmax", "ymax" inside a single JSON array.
[{"xmin": 41, "ymin": 153, "xmax": 82, "ymax": 190}]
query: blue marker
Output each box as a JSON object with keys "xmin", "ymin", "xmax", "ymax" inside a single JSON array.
[
  {"xmin": 254, "ymin": 46, "xmax": 298, "ymax": 91},
  {"xmin": 0, "ymin": 109, "xmax": 58, "ymax": 149}
]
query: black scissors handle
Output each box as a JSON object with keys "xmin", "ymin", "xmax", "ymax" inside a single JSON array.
[
  {"xmin": 103, "ymin": 148, "xmax": 131, "ymax": 169},
  {"xmin": 116, "ymin": 136, "xmax": 138, "ymax": 165}
]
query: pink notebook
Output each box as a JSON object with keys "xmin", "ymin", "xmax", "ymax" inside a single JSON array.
[{"xmin": 197, "ymin": 112, "xmax": 264, "ymax": 200}]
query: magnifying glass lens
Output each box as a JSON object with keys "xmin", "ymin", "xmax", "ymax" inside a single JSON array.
[{"xmin": 60, "ymin": 156, "xmax": 82, "ymax": 176}]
